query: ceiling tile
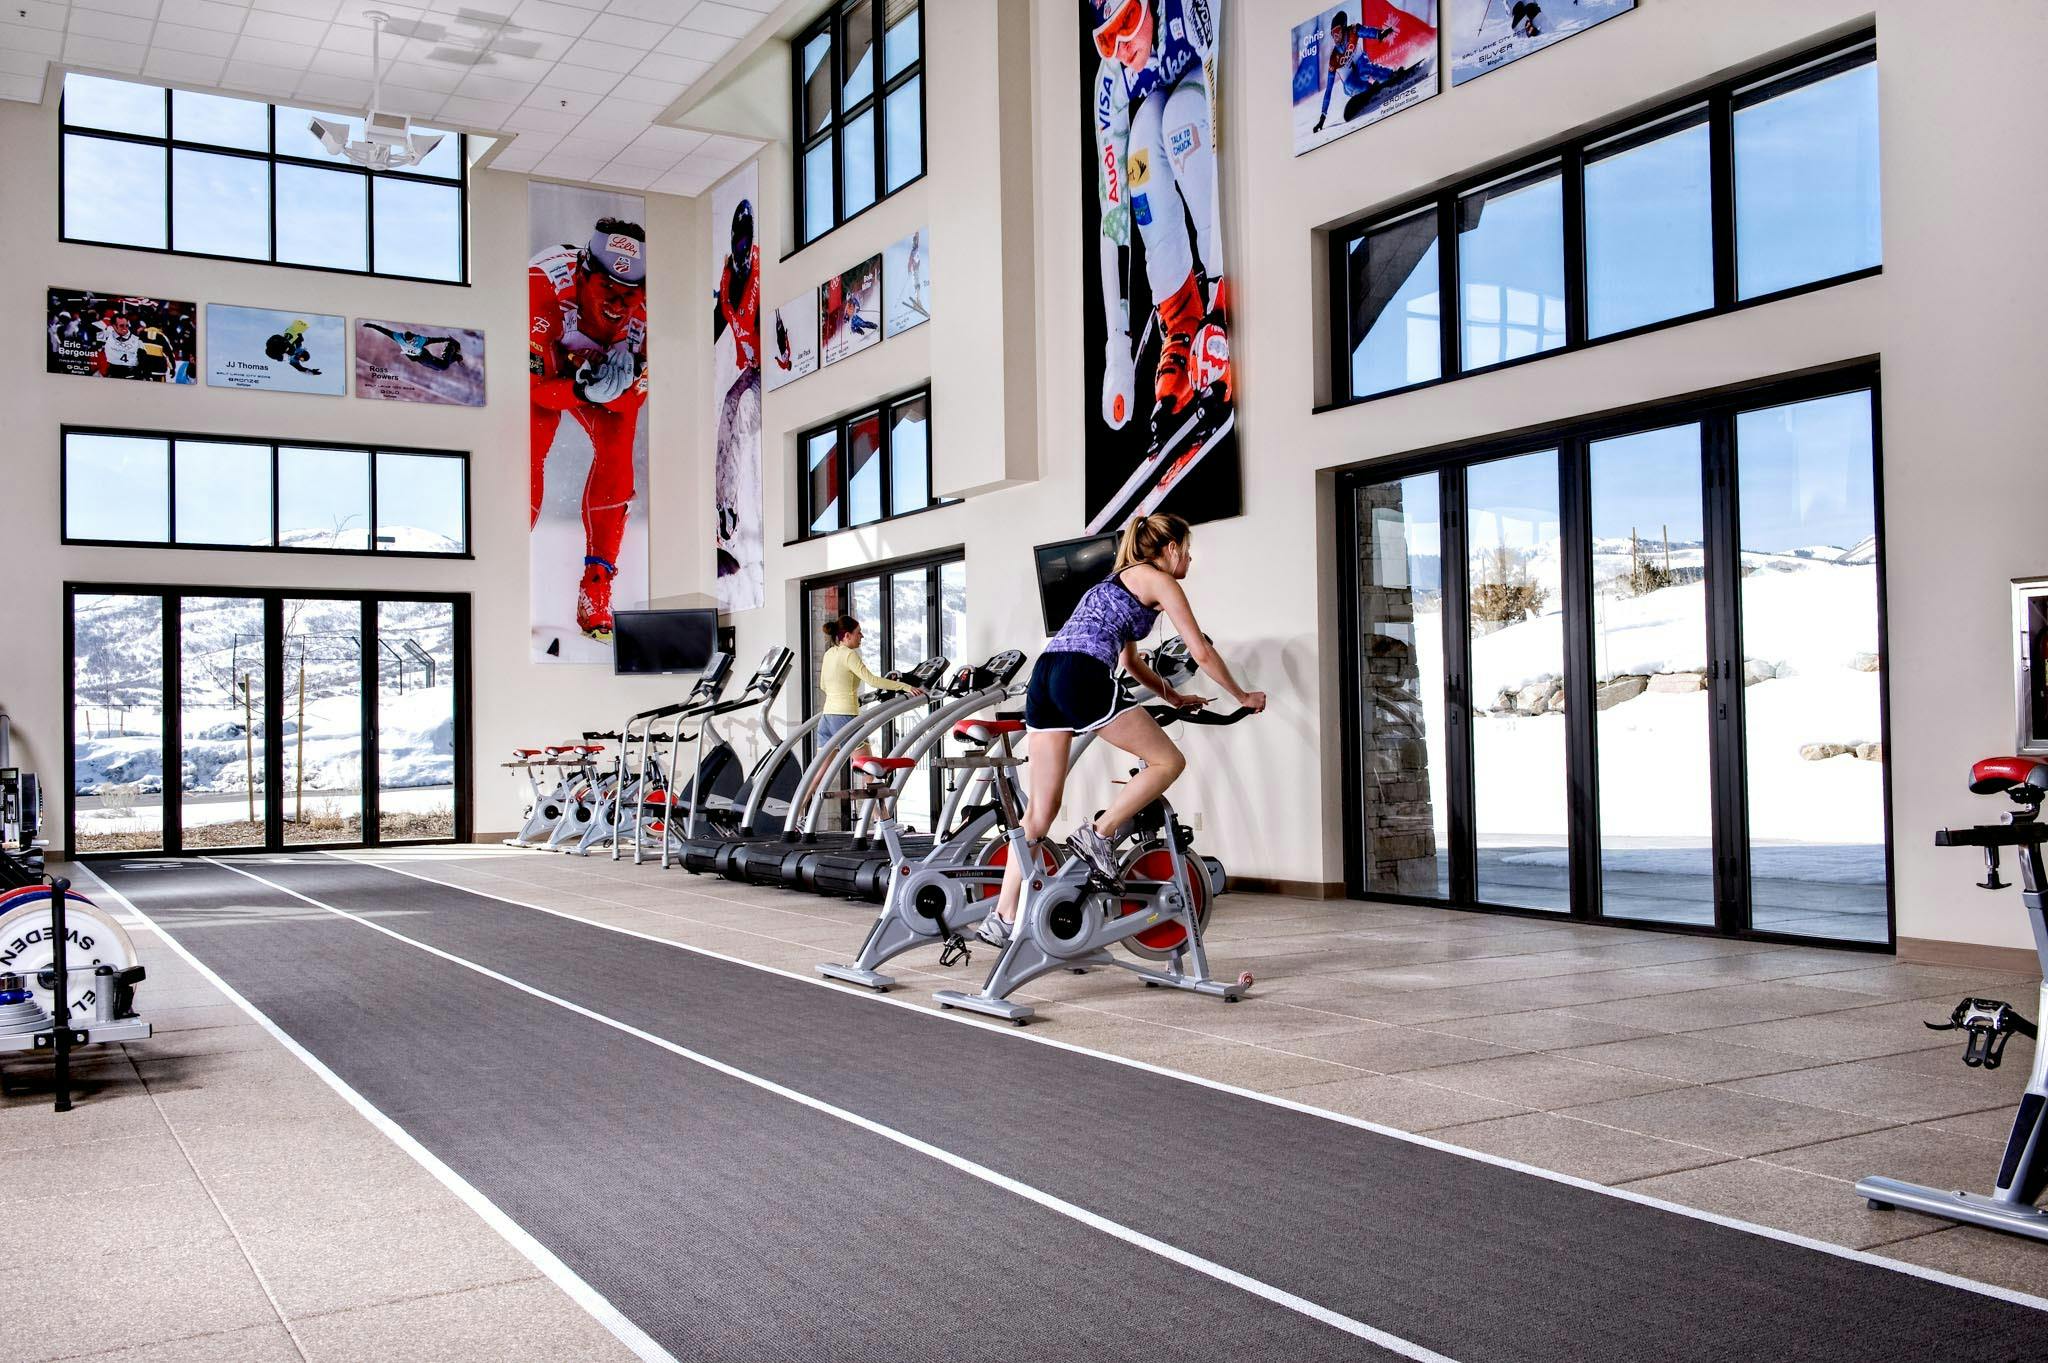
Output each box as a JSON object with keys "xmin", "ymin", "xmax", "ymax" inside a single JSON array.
[
  {"xmin": 581, "ymin": 11, "xmax": 663, "ymax": 48},
  {"xmin": 331, "ymin": 1, "xmax": 428, "ymax": 31},
  {"xmin": 694, "ymin": 131, "xmax": 756, "ymax": 161},
  {"xmin": 606, "ymin": 138, "xmax": 681, "ymax": 167},
  {"xmin": 430, "ymin": 0, "xmax": 519, "ymax": 14},
  {"xmin": 240, "ymin": 10, "xmax": 329, "ymax": 45},
  {"xmin": 294, "ymin": 71, "xmax": 371, "ymax": 104},
  {"xmin": 0, "ymin": 26, "xmax": 67, "ymax": 56},
  {"xmin": 650, "ymin": 167, "xmax": 707, "ymax": 195},
  {"xmin": 554, "ymin": 130, "xmax": 632, "ymax": 157},
  {"xmin": 507, "ymin": 0, "xmax": 592, "ymax": 37},
  {"xmin": 488, "ymin": 144, "xmax": 544, "ymax": 170},
  {"xmin": 158, "ymin": 0, "xmax": 249, "ymax": 34},
  {"xmin": 304, "ymin": 45, "xmax": 368, "ymax": 75},
  {"xmin": 562, "ymin": 35, "xmax": 639, "ymax": 69},
  {"xmin": 69, "ymin": 10, "xmax": 155, "ymax": 42},
  {"xmin": 625, "ymin": 122, "xmax": 700, "ymax": 152},
  {"xmin": 386, "ymin": 57, "xmax": 464, "ymax": 89},
  {"xmin": 504, "ymin": 128, "xmax": 560, "ymax": 153},
  {"xmin": 75, "ymin": 0, "xmax": 164, "ymax": 20},
  {"xmin": 0, "ymin": 71, "xmax": 45, "ymax": 100},
  {"xmin": 1, "ymin": 3, "xmax": 69, "ymax": 33},
  {"xmin": 715, "ymin": 0, "xmax": 777, "ymax": 10},
  {"xmin": 571, "ymin": 93, "xmax": 661, "ymax": 128},
  {"xmin": 591, "ymin": 160, "xmax": 660, "ymax": 189},
  {"xmin": 533, "ymin": 61, "xmax": 613, "ymax": 93},
  {"xmin": 629, "ymin": 50, "xmax": 703, "ymax": 83},
  {"xmin": 653, "ymin": 23, "xmax": 727, "ymax": 59},
  {"xmin": 256, "ymin": 0, "xmax": 339, "ymax": 15},
  {"xmin": 220, "ymin": 58, "xmax": 302, "ymax": 91},
  {"xmin": 144, "ymin": 47, "xmax": 228, "ymax": 82},
  {"xmin": 460, "ymin": 50, "xmax": 552, "ymax": 81},
  {"xmin": 375, "ymin": 81, "xmax": 447, "ymax": 113},
  {"xmin": 232, "ymin": 35, "xmax": 316, "ymax": 67},
  {"xmin": 64, "ymin": 34, "xmax": 149, "ymax": 69},
  {"xmin": 524, "ymin": 82, "xmax": 600, "ymax": 114},
  {"xmin": 677, "ymin": 1, "xmax": 753, "ymax": 39},
  {"xmin": 0, "ymin": 47, "xmax": 49, "ymax": 75},
  {"xmin": 499, "ymin": 102, "xmax": 578, "ymax": 132},
  {"xmin": 154, "ymin": 23, "xmax": 239, "ymax": 56},
  {"xmin": 605, "ymin": 0, "xmax": 694, "ymax": 24},
  {"xmin": 437, "ymin": 91, "xmax": 517, "ymax": 124},
  {"xmin": 608, "ymin": 74, "xmax": 679, "ymax": 105},
  {"xmin": 453, "ymin": 68, "xmax": 529, "ymax": 100},
  {"xmin": 319, "ymin": 24, "xmax": 370, "ymax": 51},
  {"xmin": 676, "ymin": 147, "xmax": 736, "ymax": 176}
]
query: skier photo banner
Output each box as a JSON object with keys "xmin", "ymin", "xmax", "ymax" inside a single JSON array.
[
  {"xmin": 528, "ymin": 182, "xmax": 652, "ymax": 663},
  {"xmin": 1449, "ymin": 0, "xmax": 1634, "ymax": 87},
  {"xmin": 711, "ymin": 161, "xmax": 764, "ymax": 613},
  {"xmin": 1080, "ymin": 0, "xmax": 1240, "ymax": 535},
  {"xmin": 1290, "ymin": 2, "xmax": 1439, "ymax": 156}
]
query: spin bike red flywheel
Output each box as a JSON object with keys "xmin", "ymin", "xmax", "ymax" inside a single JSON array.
[{"xmin": 1118, "ymin": 844, "xmax": 1210, "ymax": 959}]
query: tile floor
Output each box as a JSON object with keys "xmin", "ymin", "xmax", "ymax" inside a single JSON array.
[{"xmin": 7, "ymin": 846, "xmax": 2045, "ymax": 1360}]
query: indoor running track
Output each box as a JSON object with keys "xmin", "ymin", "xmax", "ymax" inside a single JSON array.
[{"xmin": 89, "ymin": 855, "xmax": 2048, "ymax": 1363}]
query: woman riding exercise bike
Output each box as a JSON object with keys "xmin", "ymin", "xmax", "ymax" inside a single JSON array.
[{"xmin": 981, "ymin": 512, "xmax": 1265, "ymax": 947}]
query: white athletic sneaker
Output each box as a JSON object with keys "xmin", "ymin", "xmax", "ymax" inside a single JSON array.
[
  {"xmin": 976, "ymin": 912, "xmax": 1014, "ymax": 948},
  {"xmin": 1066, "ymin": 825, "xmax": 1123, "ymax": 884}
]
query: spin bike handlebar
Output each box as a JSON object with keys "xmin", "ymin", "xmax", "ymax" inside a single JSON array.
[{"xmin": 1142, "ymin": 703, "xmax": 1257, "ymax": 727}]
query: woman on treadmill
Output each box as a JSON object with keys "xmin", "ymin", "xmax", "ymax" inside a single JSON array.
[
  {"xmin": 817, "ymin": 616, "xmax": 925, "ymax": 765},
  {"xmin": 981, "ymin": 512, "xmax": 1265, "ymax": 947}
]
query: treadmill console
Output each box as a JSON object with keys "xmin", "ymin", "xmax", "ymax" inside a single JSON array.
[
  {"xmin": 743, "ymin": 646, "xmax": 793, "ymax": 696},
  {"xmin": 687, "ymin": 650, "xmax": 735, "ymax": 702}
]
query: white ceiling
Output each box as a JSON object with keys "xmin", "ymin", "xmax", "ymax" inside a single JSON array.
[{"xmin": 0, "ymin": 0, "xmax": 774, "ymax": 195}]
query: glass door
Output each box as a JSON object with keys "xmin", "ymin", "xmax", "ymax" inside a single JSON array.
[
  {"xmin": 179, "ymin": 596, "xmax": 266, "ymax": 851},
  {"xmin": 377, "ymin": 600, "xmax": 457, "ymax": 842},
  {"xmin": 282, "ymin": 598, "xmax": 365, "ymax": 845},
  {"xmin": 70, "ymin": 593, "xmax": 166, "ymax": 854}
]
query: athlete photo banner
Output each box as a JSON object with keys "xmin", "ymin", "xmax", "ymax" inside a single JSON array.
[
  {"xmin": 1290, "ymin": 2, "xmax": 1439, "ymax": 156},
  {"xmin": 47, "ymin": 288, "xmax": 195, "ymax": 384},
  {"xmin": 528, "ymin": 182, "xmax": 651, "ymax": 663},
  {"xmin": 355, "ymin": 317, "xmax": 486, "ymax": 406},
  {"xmin": 1081, "ymin": 0, "xmax": 1240, "ymax": 535},
  {"xmin": 711, "ymin": 161, "xmax": 764, "ymax": 614},
  {"xmin": 1449, "ymin": 0, "xmax": 1634, "ymax": 87}
]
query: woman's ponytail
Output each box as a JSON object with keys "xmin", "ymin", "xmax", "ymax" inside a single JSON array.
[
  {"xmin": 822, "ymin": 614, "xmax": 860, "ymax": 645},
  {"xmin": 1113, "ymin": 512, "xmax": 1192, "ymax": 571}
]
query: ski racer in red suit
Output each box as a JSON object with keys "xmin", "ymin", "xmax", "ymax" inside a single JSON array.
[
  {"xmin": 530, "ymin": 218, "xmax": 648, "ymax": 641},
  {"xmin": 710, "ymin": 198, "xmax": 760, "ymax": 584}
]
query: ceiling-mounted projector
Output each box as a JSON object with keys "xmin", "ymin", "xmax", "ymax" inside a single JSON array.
[{"xmin": 310, "ymin": 11, "xmax": 445, "ymax": 171}]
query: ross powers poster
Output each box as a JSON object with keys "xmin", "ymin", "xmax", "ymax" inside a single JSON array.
[
  {"xmin": 528, "ymin": 182, "xmax": 651, "ymax": 663},
  {"xmin": 1449, "ymin": 0, "xmax": 1634, "ymax": 87},
  {"xmin": 1081, "ymin": 0, "xmax": 1240, "ymax": 535},
  {"xmin": 355, "ymin": 318, "xmax": 486, "ymax": 406},
  {"xmin": 710, "ymin": 162, "xmax": 764, "ymax": 613},
  {"xmin": 1290, "ymin": 2, "xmax": 1439, "ymax": 156}
]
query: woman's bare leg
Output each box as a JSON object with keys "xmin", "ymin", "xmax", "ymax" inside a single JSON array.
[
  {"xmin": 993, "ymin": 728, "xmax": 1072, "ymax": 923},
  {"xmin": 1089, "ymin": 708, "xmax": 1186, "ymax": 838}
]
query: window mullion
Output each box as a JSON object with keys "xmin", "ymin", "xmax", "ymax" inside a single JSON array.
[
  {"xmin": 1708, "ymin": 88, "xmax": 1737, "ymax": 310},
  {"xmin": 1562, "ymin": 148, "xmax": 1588, "ymax": 350},
  {"xmin": 1437, "ymin": 196, "xmax": 1461, "ymax": 380}
]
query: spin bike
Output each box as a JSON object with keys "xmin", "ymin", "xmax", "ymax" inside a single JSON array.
[
  {"xmin": 1858, "ymin": 755, "xmax": 2048, "ymax": 1241},
  {"xmin": 932, "ymin": 701, "xmax": 1255, "ymax": 1024}
]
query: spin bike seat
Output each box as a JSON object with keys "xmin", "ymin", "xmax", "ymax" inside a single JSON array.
[
  {"xmin": 1969, "ymin": 757, "xmax": 2048, "ymax": 797},
  {"xmin": 953, "ymin": 719, "xmax": 1025, "ymax": 743},
  {"xmin": 577, "ymin": 744, "xmax": 607, "ymax": 754},
  {"xmin": 853, "ymin": 756, "xmax": 918, "ymax": 776},
  {"xmin": 512, "ymin": 748, "xmax": 542, "ymax": 758}
]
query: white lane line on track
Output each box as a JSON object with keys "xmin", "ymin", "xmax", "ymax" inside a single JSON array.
[
  {"xmin": 335, "ymin": 851, "xmax": 2048, "ymax": 1316},
  {"xmin": 194, "ymin": 856, "xmax": 1456, "ymax": 1363},
  {"xmin": 77, "ymin": 865, "xmax": 682, "ymax": 1363}
]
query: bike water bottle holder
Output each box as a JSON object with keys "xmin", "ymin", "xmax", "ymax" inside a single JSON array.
[{"xmin": 1927, "ymin": 996, "xmax": 2037, "ymax": 1069}]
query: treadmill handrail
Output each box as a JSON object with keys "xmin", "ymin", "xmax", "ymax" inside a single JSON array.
[{"xmin": 793, "ymin": 685, "xmax": 938, "ymax": 833}]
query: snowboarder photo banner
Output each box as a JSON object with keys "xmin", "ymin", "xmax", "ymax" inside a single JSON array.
[
  {"xmin": 528, "ymin": 181, "xmax": 652, "ymax": 664},
  {"xmin": 47, "ymin": 288, "xmax": 196, "ymax": 384},
  {"xmin": 1449, "ymin": 0, "xmax": 1633, "ymax": 87},
  {"xmin": 355, "ymin": 318, "xmax": 486, "ymax": 407},
  {"xmin": 1290, "ymin": 2, "xmax": 1439, "ymax": 156},
  {"xmin": 764, "ymin": 289, "xmax": 819, "ymax": 393},
  {"xmin": 1080, "ymin": 0, "xmax": 1241, "ymax": 536},
  {"xmin": 711, "ymin": 162, "xmax": 765, "ymax": 614},
  {"xmin": 819, "ymin": 254, "xmax": 882, "ymax": 367},
  {"xmin": 205, "ymin": 305, "xmax": 345, "ymax": 395},
  {"xmin": 883, "ymin": 228, "xmax": 932, "ymax": 338}
]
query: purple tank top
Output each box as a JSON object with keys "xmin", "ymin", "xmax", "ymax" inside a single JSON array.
[{"xmin": 1046, "ymin": 571, "xmax": 1159, "ymax": 666}]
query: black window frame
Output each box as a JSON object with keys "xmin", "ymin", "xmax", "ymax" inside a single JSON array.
[
  {"xmin": 796, "ymin": 385, "xmax": 941, "ymax": 542},
  {"xmin": 61, "ymin": 426, "xmax": 474, "ymax": 560},
  {"xmin": 799, "ymin": 545, "xmax": 966, "ymax": 820},
  {"xmin": 62, "ymin": 581, "xmax": 473, "ymax": 859},
  {"xmin": 1324, "ymin": 32, "xmax": 1877, "ymax": 411},
  {"xmin": 792, "ymin": 0, "xmax": 926, "ymax": 251},
  {"xmin": 1333, "ymin": 360, "xmax": 1892, "ymax": 952},
  {"xmin": 58, "ymin": 76, "xmax": 471, "ymax": 286}
]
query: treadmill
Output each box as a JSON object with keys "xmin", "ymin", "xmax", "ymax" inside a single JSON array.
[
  {"xmin": 691, "ymin": 654, "xmax": 954, "ymax": 882},
  {"xmin": 613, "ymin": 650, "xmax": 735, "ymax": 863},
  {"xmin": 741, "ymin": 646, "xmax": 1032, "ymax": 892},
  {"xmin": 652, "ymin": 646, "xmax": 795, "ymax": 867}
]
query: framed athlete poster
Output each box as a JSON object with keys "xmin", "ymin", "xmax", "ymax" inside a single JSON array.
[
  {"xmin": 47, "ymin": 288, "xmax": 196, "ymax": 384},
  {"xmin": 1080, "ymin": 0, "xmax": 1241, "ymax": 534},
  {"xmin": 819, "ymin": 254, "xmax": 882, "ymax": 366},
  {"xmin": 205, "ymin": 305, "xmax": 345, "ymax": 396},
  {"xmin": 765, "ymin": 290, "xmax": 819, "ymax": 393},
  {"xmin": 1449, "ymin": 0, "xmax": 1634, "ymax": 87},
  {"xmin": 527, "ymin": 182, "xmax": 651, "ymax": 664},
  {"xmin": 1290, "ymin": 2, "xmax": 1439, "ymax": 156},
  {"xmin": 883, "ymin": 228, "xmax": 932, "ymax": 338},
  {"xmin": 711, "ymin": 161, "xmax": 764, "ymax": 613},
  {"xmin": 354, "ymin": 318, "xmax": 486, "ymax": 406}
]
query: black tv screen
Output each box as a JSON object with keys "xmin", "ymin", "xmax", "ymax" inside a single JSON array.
[
  {"xmin": 613, "ymin": 608, "xmax": 718, "ymax": 676},
  {"xmin": 1034, "ymin": 533, "xmax": 1118, "ymax": 635}
]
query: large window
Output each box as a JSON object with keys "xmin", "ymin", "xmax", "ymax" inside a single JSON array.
[
  {"xmin": 63, "ymin": 429, "xmax": 470, "ymax": 557},
  {"xmin": 800, "ymin": 388, "xmax": 938, "ymax": 539},
  {"xmin": 1337, "ymin": 366, "xmax": 1889, "ymax": 948},
  {"xmin": 67, "ymin": 585, "xmax": 468, "ymax": 855},
  {"xmin": 794, "ymin": 0, "xmax": 925, "ymax": 247},
  {"xmin": 60, "ymin": 74, "xmax": 466, "ymax": 283},
  {"xmin": 1330, "ymin": 36, "xmax": 1877, "ymax": 406}
]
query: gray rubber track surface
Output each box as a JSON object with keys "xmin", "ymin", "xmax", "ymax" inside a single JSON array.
[{"xmin": 96, "ymin": 856, "xmax": 2047, "ymax": 1363}]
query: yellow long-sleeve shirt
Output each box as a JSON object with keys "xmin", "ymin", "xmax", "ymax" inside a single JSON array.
[{"xmin": 820, "ymin": 643, "xmax": 907, "ymax": 715}]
